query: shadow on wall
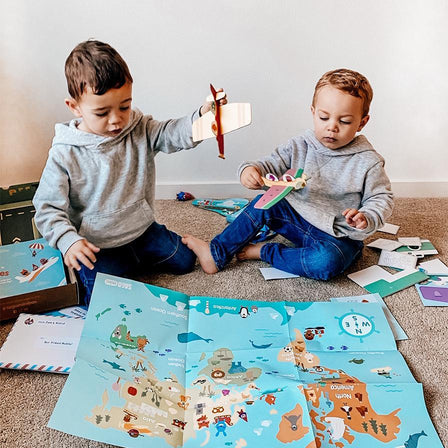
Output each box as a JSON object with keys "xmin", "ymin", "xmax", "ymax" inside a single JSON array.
[{"xmin": 0, "ymin": 70, "xmax": 55, "ymax": 188}]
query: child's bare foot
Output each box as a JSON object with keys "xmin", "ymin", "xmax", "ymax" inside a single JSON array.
[
  {"xmin": 236, "ymin": 243, "xmax": 264, "ymax": 261},
  {"xmin": 182, "ymin": 235, "xmax": 218, "ymax": 274}
]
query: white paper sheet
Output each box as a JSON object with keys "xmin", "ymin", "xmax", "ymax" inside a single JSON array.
[
  {"xmin": 378, "ymin": 250, "xmax": 417, "ymax": 270},
  {"xmin": 259, "ymin": 267, "xmax": 300, "ymax": 280},
  {"xmin": 367, "ymin": 238, "xmax": 403, "ymax": 251}
]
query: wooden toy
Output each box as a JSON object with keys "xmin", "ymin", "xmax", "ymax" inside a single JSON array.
[
  {"xmin": 254, "ymin": 168, "xmax": 308, "ymax": 210},
  {"xmin": 192, "ymin": 84, "xmax": 251, "ymax": 159}
]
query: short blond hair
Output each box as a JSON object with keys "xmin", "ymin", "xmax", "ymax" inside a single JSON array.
[{"xmin": 312, "ymin": 69, "xmax": 373, "ymax": 117}]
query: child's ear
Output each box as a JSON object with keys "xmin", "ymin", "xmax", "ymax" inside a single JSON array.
[
  {"xmin": 65, "ymin": 98, "xmax": 82, "ymax": 118},
  {"xmin": 357, "ymin": 114, "xmax": 370, "ymax": 131},
  {"xmin": 310, "ymin": 105, "xmax": 315, "ymax": 114}
]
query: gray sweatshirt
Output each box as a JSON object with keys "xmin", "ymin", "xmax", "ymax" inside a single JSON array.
[
  {"xmin": 238, "ymin": 129, "xmax": 393, "ymax": 240},
  {"xmin": 33, "ymin": 108, "xmax": 200, "ymax": 255}
]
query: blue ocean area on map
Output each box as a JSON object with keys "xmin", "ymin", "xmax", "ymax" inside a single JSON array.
[{"xmin": 48, "ymin": 273, "xmax": 443, "ymax": 448}]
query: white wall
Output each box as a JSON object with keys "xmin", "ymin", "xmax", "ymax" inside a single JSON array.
[{"xmin": 1, "ymin": 0, "xmax": 448, "ymax": 197}]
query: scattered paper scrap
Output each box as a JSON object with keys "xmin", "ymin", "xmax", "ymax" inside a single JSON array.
[
  {"xmin": 378, "ymin": 223, "xmax": 400, "ymax": 235},
  {"xmin": 367, "ymin": 238, "xmax": 403, "ymax": 251},
  {"xmin": 259, "ymin": 267, "xmax": 300, "ymax": 280},
  {"xmin": 330, "ymin": 293, "xmax": 408, "ymax": 340},
  {"xmin": 348, "ymin": 265, "xmax": 428, "ymax": 297},
  {"xmin": 378, "ymin": 250, "xmax": 417, "ymax": 270},
  {"xmin": 395, "ymin": 239, "xmax": 438, "ymax": 257},
  {"xmin": 418, "ymin": 259, "xmax": 448, "ymax": 276},
  {"xmin": 415, "ymin": 283, "xmax": 448, "ymax": 307},
  {"xmin": 398, "ymin": 237, "xmax": 421, "ymax": 248}
]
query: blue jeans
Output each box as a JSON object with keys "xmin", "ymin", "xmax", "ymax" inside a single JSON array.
[
  {"xmin": 210, "ymin": 195, "xmax": 363, "ymax": 280},
  {"xmin": 78, "ymin": 221, "xmax": 196, "ymax": 305}
]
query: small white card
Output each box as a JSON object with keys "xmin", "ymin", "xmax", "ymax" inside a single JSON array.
[
  {"xmin": 367, "ymin": 238, "xmax": 403, "ymax": 251},
  {"xmin": 378, "ymin": 250, "xmax": 418, "ymax": 270},
  {"xmin": 259, "ymin": 267, "xmax": 300, "ymax": 280},
  {"xmin": 378, "ymin": 223, "xmax": 400, "ymax": 235},
  {"xmin": 398, "ymin": 237, "xmax": 421, "ymax": 249},
  {"xmin": 418, "ymin": 259, "xmax": 448, "ymax": 276}
]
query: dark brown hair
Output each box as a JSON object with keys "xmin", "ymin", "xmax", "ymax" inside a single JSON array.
[
  {"xmin": 65, "ymin": 40, "xmax": 133, "ymax": 100},
  {"xmin": 312, "ymin": 69, "xmax": 373, "ymax": 117}
]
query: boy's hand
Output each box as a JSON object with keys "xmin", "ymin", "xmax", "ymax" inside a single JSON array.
[
  {"xmin": 200, "ymin": 88, "xmax": 227, "ymax": 116},
  {"xmin": 342, "ymin": 209, "xmax": 368, "ymax": 230},
  {"xmin": 64, "ymin": 239, "xmax": 100, "ymax": 271},
  {"xmin": 241, "ymin": 166, "xmax": 264, "ymax": 190}
]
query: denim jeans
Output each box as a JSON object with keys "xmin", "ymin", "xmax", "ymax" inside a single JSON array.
[
  {"xmin": 78, "ymin": 221, "xmax": 196, "ymax": 305},
  {"xmin": 210, "ymin": 195, "xmax": 363, "ymax": 280}
]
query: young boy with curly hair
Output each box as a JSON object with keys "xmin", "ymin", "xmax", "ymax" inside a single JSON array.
[
  {"xmin": 183, "ymin": 69, "xmax": 394, "ymax": 280},
  {"xmin": 33, "ymin": 40, "xmax": 218, "ymax": 304}
]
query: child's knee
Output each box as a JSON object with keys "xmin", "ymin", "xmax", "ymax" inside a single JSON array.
[
  {"xmin": 172, "ymin": 247, "xmax": 197, "ymax": 274},
  {"xmin": 305, "ymin": 247, "xmax": 345, "ymax": 280}
]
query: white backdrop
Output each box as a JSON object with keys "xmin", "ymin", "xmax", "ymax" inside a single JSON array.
[{"xmin": 1, "ymin": 0, "xmax": 448, "ymax": 197}]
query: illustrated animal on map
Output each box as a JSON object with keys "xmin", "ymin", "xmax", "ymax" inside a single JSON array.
[
  {"xmin": 254, "ymin": 168, "xmax": 308, "ymax": 210},
  {"xmin": 177, "ymin": 395, "xmax": 191, "ymax": 410},
  {"xmin": 404, "ymin": 430, "xmax": 427, "ymax": 448},
  {"xmin": 110, "ymin": 324, "xmax": 149, "ymax": 351},
  {"xmin": 177, "ymin": 332, "xmax": 213, "ymax": 344},
  {"xmin": 239, "ymin": 307, "xmax": 249, "ymax": 318},
  {"xmin": 283, "ymin": 414, "xmax": 301, "ymax": 431},
  {"xmin": 172, "ymin": 419, "xmax": 187, "ymax": 430},
  {"xmin": 197, "ymin": 415, "xmax": 210, "ymax": 429},
  {"xmin": 215, "ymin": 420, "xmax": 227, "ymax": 437},
  {"xmin": 277, "ymin": 329, "xmax": 320, "ymax": 370}
]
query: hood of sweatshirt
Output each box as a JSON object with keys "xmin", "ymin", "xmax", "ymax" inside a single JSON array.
[{"xmin": 52, "ymin": 109, "xmax": 144, "ymax": 150}]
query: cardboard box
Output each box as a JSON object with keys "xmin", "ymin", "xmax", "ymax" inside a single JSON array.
[{"xmin": 0, "ymin": 184, "xmax": 80, "ymax": 321}]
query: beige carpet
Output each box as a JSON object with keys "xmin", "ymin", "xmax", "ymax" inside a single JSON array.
[{"xmin": 1, "ymin": 198, "xmax": 447, "ymax": 447}]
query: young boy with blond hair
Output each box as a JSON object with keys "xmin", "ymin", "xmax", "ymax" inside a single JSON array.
[
  {"xmin": 183, "ymin": 69, "xmax": 394, "ymax": 279},
  {"xmin": 33, "ymin": 40, "xmax": 218, "ymax": 304}
]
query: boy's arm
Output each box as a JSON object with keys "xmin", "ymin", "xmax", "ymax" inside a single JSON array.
[
  {"xmin": 237, "ymin": 142, "xmax": 294, "ymax": 183},
  {"xmin": 33, "ymin": 152, "xmax": 84, "ymax": 255},
  {"xmin": 145, "ymin": 109, "xmax": 202, "ymax": 154},
  {"xmin": 356, "ymin": 162, "xmax": 394, "ymax": 234}
]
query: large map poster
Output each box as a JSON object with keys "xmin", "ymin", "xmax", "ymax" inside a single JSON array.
[{"xmin": 48, "ymin": 273, "xmax": 442, "ymax": 447}]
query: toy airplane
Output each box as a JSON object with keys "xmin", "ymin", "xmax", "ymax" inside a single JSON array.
[
  {"xmin": 192, "ymin": 84, "xmax": 252, "ymax": 159},
  {"xmin": 254, "ymin": 168, "xmax": 308, "ymax": 210}
]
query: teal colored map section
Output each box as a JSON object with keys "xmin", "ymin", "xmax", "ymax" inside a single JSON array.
[{"xmin": 48, "ymin": 273, "xmax": 443, "ymax": 448}]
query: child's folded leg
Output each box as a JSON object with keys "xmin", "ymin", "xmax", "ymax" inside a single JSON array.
[
  {"xmin": 260, "ymin": 235, "xmax": 363, "ymax": 280},
  {"xmin": 134, "ymin": 222, "xmax": 196, "ymax": 275}
]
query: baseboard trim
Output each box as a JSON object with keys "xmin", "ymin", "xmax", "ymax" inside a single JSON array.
[{"xmin": 155, "ymin": 181, "xmax": 448, "ymax": 199}]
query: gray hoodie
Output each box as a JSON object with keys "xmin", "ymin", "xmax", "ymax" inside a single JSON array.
[
  {"xmin": 238, "ymin": 129, "xmax": 393, "ymax": 240},
  {"xmin": 33, "ymin": 108, "xmax": 200, "ymax": 255}
]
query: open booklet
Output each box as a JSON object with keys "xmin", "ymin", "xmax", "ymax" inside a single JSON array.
[{"xmin": 48, "ymin": 273, "xmax": 442, "ymax": 448}]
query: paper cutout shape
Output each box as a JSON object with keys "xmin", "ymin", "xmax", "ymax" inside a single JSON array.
[
  {"xmin": 395, "ymin": 239, "xmax": 438, "ymax": 257},
  {"xmin": 418, "ymin": 259, "xmax": 448, "ymax": 276},
  {"xmin": 378, "ymin": 223, "xmax": 400, "ymax": 234},
  {"xmin": 367, "ymin": 238, "xmax": 403, "ymax": 251},
  {"xmin": 348, "ymin": 265, "xmax": 428, "ymax": 297},
  {"xmin": 378, "ymin": 250, "xmax": 417, "ymax": 270},
  {"xmin": 259, "ymin": 267, "xmax": 300, "ymax": 280},
  {"xmin": 416, "ymin": 283, "xmax": 448, "ymax": 306}
]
